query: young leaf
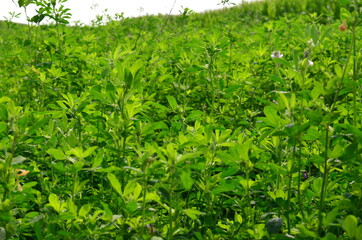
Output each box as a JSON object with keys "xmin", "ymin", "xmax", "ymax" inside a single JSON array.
[
  {"xmin": 323, "ymin": 208, "xmax": 339, "ymax": 227},
  {"xmin": 47, "ymin": 149, "xmax": 66, "ymax": 160},
  {"xmin": 343, "ymin": 215, "xmax": 357, "ymax": 239},
  {"xmin": 78, "ymin": 204, "xmax": 92, "ymax": 218},
  {"xmin": 180, "ymin": 169, "xmax": 193, "ymax": 190},
  {"xmin": 48, "ymin": 193, "xmax": 62, "ymax": 213},
  {"xmin": 133, "ymin": 183, "xmax": 142, "ymax": 200},
  {"xmin": 184, "ymin": 209, "xmax": 203, "ymax": 220},
  {"xmin": 263, "ymin": 106, "xmax": 282, "ymax": 128},
  {"xmin": 356, "ymin": 225, "xmax": 362, "ymax": 240},
  {"xmin": 67, "ymin": 199, "xmax": 77, "ymax": 217},
  {"xmin": 82, "ymin": 146, "xmax": 97, "ymax": 159},
  {"xmin": 124, "ymin": 180, "xmax": 137, "ymax": 197},
  {"xmin": 0, "ymin": 104, "xmax": 8, "ymax": 121},
  {"xmin": 107, "ymin": 173, "xmax": 123, "ymax": 197},
  {"xmin": 166, "ymin": 95, "xmax": 178, "ymax": 110}
]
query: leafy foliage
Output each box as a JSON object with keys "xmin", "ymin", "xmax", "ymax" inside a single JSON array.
[{"xmin": 1, "ymin": 0, "xmax": 362, "ymax": 239}]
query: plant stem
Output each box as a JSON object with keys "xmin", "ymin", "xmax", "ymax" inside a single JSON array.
[
  {"xmin": 208, "ymin": 53, "xmax": 216, "ymax": 123},
  {"xmin": 352, "ymin": 24, "xmax": 357, "ymax": 126},
  {"xmin": 286, "ymin": 138, "xmax": 297, "ymax": 234},
  {"xmin": 141, "ymin": 164, "xmax": 148, "ymax": 237},
  {"xmin": 318, "ymin": 126, "xmax": 329, "ymax": 235}
]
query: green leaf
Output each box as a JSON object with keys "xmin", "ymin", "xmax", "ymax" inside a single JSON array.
[
  {"xmin": 71, "ymin": 161, "xmax": 84, "ymax": 171},
  {"xmin": 269, "ymin": 75, "xmax": 283, "ymax": 83},
  {"xmin": 82, "ymin": 146, "xmax": 97, "ymax": 159},
  {"xmin": 0, "ymin": 122, "xmax": 6, "ymax": 133},
  {"xmin": 339, "ymin": 0, "xmax": 352, "ymax": 7},
  {"xmin": 27, "ymin": 117, "xmax": 49, "ymax": 135},
  {"xmin": 126, "ymin": 200, "xmax": 137, "ymax": 213},
  {"xmin": 52, "ymin": 162, "xmax": 67, "ymax": 173},
  {"xmin": 345, "ymin": 124, "xmax": 362, "ymax": 139},
  {"xmin": 124, "ymin": 68, "xmax": 133, "ymax": 88},
  {"xmin": 263, "ymin": 106, "xmax": 282, "ymax": 128},
  {"xmin": 48, "ymin": 193, "xmax": 62, "ymax": 213},
  {"xmin": 133, "ymin": 183, "xmax": 142, "ymax": 200},
  {"xmin": 180, "ymin": 169, "xmax": 193, "ymax": 190},
  {"xmin": 340, "ymin": 7, "xmax": 353, "ymax": 21},
  {"xmin": 356, "ymin": 225, "xmax": 362, "ymax": 240},
  {"xmin": 105, "ymin": 82, "xmax": 116, "ymax": 102},
  {"xmin": 184, "ymin": 209, "xmax": 204, "ymax": 220},
  {"xmin": 124, "ymin": 180, "xmax": 137, "ymax": 197},
  {"xmin": 92, "ymin": 154, "xmax": 103, "ymax": 168},
  {"xmin": 278, "ymin": 92, "xmax": 290, "ymax": 111},
  {"xmin": 166, "ymin": 95, "xmax": 178, "ymax": 110},
  {"xmin": 18, "ymin": 0, "xmax": 25, "ymax": 7},
  {"xmin": 22, "ymin": 182, "xmax": 37, "ymax": 190},
  {"xmin": 239, "ymin": 178, "xmax": 255, "ymax": 191},
  {"xmin": 323, "ymin": 208, "xmax": 339, "ymax": 227},
  {"xmin": 78, "ymin": 204, "xmax": 92, "ymax": 218},
  {"xmin": 30, "ymin": 14, "xmax": 45, "ymax": 23},
  {"xmin": 47, "ymin": 149, "xmax": 66, "ymax": 160},
  {"xmin": 343, "ymin": 215, "xmax": 357, "ymax": 238},
  {"xmin": 145, "ymin": 192, "xmax": 161, "ymax": 202},
  {"xmin": 273, "ymin": 58, "xmax": 292, "ymax": 68},
  {"xmin": 100, "ymin": 202, "xmax": 113, "ymax": 221},
  {"xmin": 67, "ymin": 199, "xmax": 77, "ymax": 217},
  {"xmin": 321, "ymin": 233, "xmax": 337, "ymax": 240},
  {"xmin": 334, "ymin": 64, "xmax": 343, "ymax": 78},
  {"xmin": 320, "ymin": 25, "xmax": 334, "ymax": 43},
  {"xmin": 107, "ymin": 173, "xmax": 123, "ymax": 197},
  {"xmin": 177, "ymin": 152, "xmax": 201, "ymax": 164},
  {"xmin": 330, "ymin": 143, "xmax": 345, "ymax": 159},
  {"xmin": 235, "ymin": 213, "xmax": 243, "ymax": 224},
  {"xmin": 0, "ymin": 104, "xmax": 8, "ymax": 121},
  {"xmin": 221, "ymin": 166, "xmax": 239, "ymax": 178},
  {"xmin": 34, "ymin": 222, "xmax": 42, "ymax": 240},
  {"xmin": 297, "ymin": 224, "xmax": 317, "ymax": 238},
  {"xmin": 150, "ymin": 237, "xmax": 163, "ymax": 240},
  {"xmin": 66, "ymin": 147, "xmax": 83, "ymax": 159}
]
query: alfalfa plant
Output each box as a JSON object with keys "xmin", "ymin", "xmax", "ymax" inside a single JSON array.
[
  {"xmin": 15, "ymin": 0, "xmax": 71, "ymax": 65},
  {"xmin": 318, "ymin": 3, "xmax": 361, "ymax": 236}
]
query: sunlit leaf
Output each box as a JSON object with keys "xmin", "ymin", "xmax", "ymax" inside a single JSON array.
[
  {"xmin": 107, "ymin": 173, "xmax": 123, "ymax": 197},
  {"xmin": 47, "ymin": 149, "xmax": 66, "ymax": 160}
]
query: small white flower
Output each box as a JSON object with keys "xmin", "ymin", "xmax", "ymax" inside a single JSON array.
[
  {"xmin": 308, "ymin": 38, "xmax": 315, "ymax": 47},
  {"xmin": 271, "ymin": 51, "xmax": 283, "ymax": 59},
  {"xmin": 308, "ymin": 60, "xmax": 314, "ymax": 66}
]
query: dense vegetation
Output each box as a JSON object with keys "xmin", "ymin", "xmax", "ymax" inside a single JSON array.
[{"xmin": 1, "ymin": 0, "xmax": 362, "ymax": 239}]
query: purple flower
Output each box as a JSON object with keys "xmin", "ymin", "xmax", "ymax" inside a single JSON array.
[{"xmin": 271, "ymin": 51, "xmax": 283, "ymax": 59}]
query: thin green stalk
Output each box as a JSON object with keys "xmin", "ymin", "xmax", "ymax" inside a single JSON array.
[
  {"xmin": 318, "ymin": 126, "xmax": 329, "ymax": 235},
  {"xmin": 245, "ymin": 170, "xmax": 252, "ymax": 220},
  {"xmin": 141, "ymin": 164, "xmax": 148, "ymax": 237},
  {"xmin": 352, "ymin": 24, "xmax": 357, "ymax": 126},
  {"xmin": 297, "ymin": 60, "xmax": 307, "ymax": 217},
  {"xmin": 297, "ymin": 135, "xmax": 303, "ymax": 217},
  {"xmin": 286, "ymin": 138, "xmax": 297, "ymax": 234},
  {"xmin": 167, "ymin": 166, "xmax": 175, "ymax": 240},
  {"xmin": 208, "ymin": 54, "xmax": 216, "ymax": 123},
  {"xmin": 330, "ymin": 37, "xmax": 353, "ymax": 112},
  {"xmin": 133, "ymin": 17, "xmax": 147, "ymax": 50}
]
